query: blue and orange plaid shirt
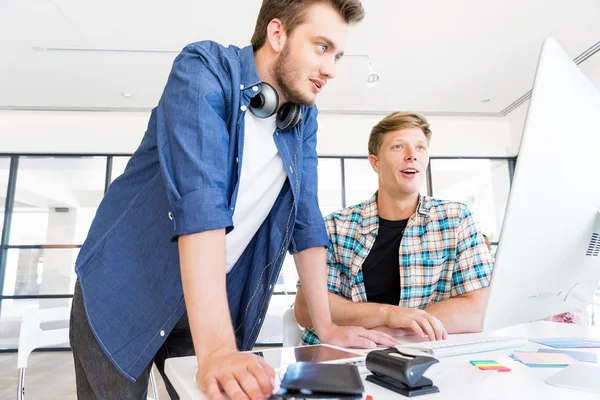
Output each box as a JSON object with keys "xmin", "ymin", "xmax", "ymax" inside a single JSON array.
[{"xmin": 300, "ymin": 193, "xmax": 494, "ymax": 345}]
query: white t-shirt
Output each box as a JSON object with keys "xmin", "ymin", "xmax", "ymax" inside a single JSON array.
[{"xmin": 225, "ymin": 111, "xmax": 287, "ymax": 272}]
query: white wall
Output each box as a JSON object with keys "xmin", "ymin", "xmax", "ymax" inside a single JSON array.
[{"xmin": 0, "ymin": 110, "xmax": 516, "ymax": 157}]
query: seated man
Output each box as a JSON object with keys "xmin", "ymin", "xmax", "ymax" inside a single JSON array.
[{"xmin": 294, "ymin": 111, "xmax": 494, "ymax": 345}]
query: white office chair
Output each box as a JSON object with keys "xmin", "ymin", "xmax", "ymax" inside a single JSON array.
[
  {"xmin": 282, "ymin": 307, "xmax": 304, "ymax": 347},
  {"xmin": 17, "ymin": 307, "xmax": 160, "ymax": 400}
]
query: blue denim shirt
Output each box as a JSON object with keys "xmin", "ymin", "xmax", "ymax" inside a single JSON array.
[{"xmin": 74, "ymin": 41, "xmax": 329, "ymax": 382}]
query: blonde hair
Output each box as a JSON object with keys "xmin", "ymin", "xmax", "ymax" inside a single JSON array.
[{"xmin": 368, "ymin": 112, "xmax": 432, "ymax": 156}]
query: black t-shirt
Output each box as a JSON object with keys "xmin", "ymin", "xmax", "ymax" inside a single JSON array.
[{"xmin": 361, "ymin": 217, "xmax": 408, "ymax": 306}]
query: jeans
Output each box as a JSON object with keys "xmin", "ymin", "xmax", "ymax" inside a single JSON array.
[{"xmin": 70, "ymin": 280, "xmax": 195, "ymax": 399}]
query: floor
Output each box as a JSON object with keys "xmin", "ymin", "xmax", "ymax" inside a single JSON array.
[{"xmin": 0, "ymin": 350, "xmax": 170, "ymax": 400}]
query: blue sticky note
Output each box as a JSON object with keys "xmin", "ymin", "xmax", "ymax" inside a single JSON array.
[{"xmin": 530, "ymin": 338, "xmax": 600, "ymax": 349}]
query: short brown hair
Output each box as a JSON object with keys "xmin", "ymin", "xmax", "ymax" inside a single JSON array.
[
  {"xmin": 251, "ymin": 0, "xmax": 365, "ymax": 51},
  {"xmin": 368, "ymin": 112, "xmax": 432, "ymax": 156}
]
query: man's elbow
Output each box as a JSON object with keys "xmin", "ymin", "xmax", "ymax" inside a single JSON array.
[
  {"xmin": 293, "ymin": 297, "xmax": 312, "ymax": 328},
  {"xmin": 465, "ymin": 289, "xmax": 488, "ymax": 332}
]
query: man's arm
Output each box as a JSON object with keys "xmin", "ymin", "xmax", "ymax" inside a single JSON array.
[
  {"xmin": 157, "ymin": 45, "xmax": 274, "ymax": 400},
  {"xmin": 425, "ymin": 288, "xmax": 489, "ymax": 333},
  {"xmin": 293, "ymin": 247, "xmax": 398, "ymax": 347},
  {"xmin": 431, "ymin": 204, "xmax": 494, "ymax": 334},
  {"xmin": 294, "ymin": 286, "xmax": 446, "ymax": 340},
  {"xmin": 179, "ymin": 231, "xmax": 275, "ymax": 400},
  {"xmin": 295, "ymin": 286, "xmax": 388, "ymax": 328}
]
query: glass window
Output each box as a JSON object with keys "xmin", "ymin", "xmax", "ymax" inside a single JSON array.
[
  {"xmin": 0, "ymin": 157, "xmax": 10, "ymax": 228},
  {"xmin": 430, "ymin": 159, "xmax": 511, "ymax": 242},
  {"xmin": 9, "ymin": 157, "xmax": 106, "ymax": 245},
  {"xmin": 344, "ymin": 158, "xmax": 430, "ymax": 207},
  {"xmin": 0, "ymin": 298, "xmax": 72, "ymax": 349},
  {"xmin": 317, "ymin": 158, "xmax": 343, "ymax": 217},
  {"xmin": 2, "ymin": 248, "xmax": 79, "ymax": 296},
  {"xmin": 111, "ymin": 156, "xmax": 132, "ymax": 182}
]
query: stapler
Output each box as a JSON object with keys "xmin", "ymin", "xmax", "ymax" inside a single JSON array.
[{"xmin": 365, "ymin": 347, "xmax": 440, "ymax": 397}]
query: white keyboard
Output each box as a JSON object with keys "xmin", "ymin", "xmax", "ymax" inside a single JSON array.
[{"xmin": 397, "ymin": 335, "xmax": 529, "ymax": 358}]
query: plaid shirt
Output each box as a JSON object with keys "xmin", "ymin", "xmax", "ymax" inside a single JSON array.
[{"xmin": 301, "ymin": 193, "xmax": 494, "ymax": 345}]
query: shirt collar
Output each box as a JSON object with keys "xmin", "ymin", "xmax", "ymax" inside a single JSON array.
[
  {"xmin": 360, "ymin": 192, "xmax": 431, "ymax": 234},
  {"xmin": 238, "ymin": 45, "xmax": 261, "ymax": 90}
]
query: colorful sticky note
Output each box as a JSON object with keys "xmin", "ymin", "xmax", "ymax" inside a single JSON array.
[
  {"xmin": 512, "ymin": 351, "xmax": 580, "ymax": 367},
  {"xmin": 537, "ymin": 348, "xmax": 598, "ymax": 363},
  {"xmin": 470, "ymin": 360, "xmax": 511, "ymax": 372}
]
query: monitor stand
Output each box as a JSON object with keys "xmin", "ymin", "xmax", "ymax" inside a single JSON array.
[{"xmin": 545, "ymin": 364, "xmax": 600, "ymax": 393}]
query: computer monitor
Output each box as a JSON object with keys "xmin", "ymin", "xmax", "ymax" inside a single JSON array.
[{"xmin": 482, "ymin": 37, "xmax": 600, "ymax": 332}]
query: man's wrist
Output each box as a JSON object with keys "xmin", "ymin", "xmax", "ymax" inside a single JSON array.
[
  {"xmin": 312, "ymin": 316, "xmax": 334, "ymax": 339},
  {"xmin": 380, "ymin": 304, "xmax": 393, "ymax": 327},
  {"xmin": 195, "ymin": 333, "xmax": 237, "ymax": 359}
]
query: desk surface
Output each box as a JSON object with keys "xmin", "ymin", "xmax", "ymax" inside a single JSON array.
[{"xmin": 165, "ymin": 321, "xmax": 600, "ymax": 400}]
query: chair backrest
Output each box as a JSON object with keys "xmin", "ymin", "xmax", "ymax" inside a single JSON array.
[
  {"xmin": 282, "ymin": 308, "xmax": 303, "ymax": 347},
  {"xmin": 17, "ymin": 307, "xmax": 71, "ymax": 369}
]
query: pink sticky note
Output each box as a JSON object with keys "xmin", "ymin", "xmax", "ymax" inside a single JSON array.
[{"xmin": 512, "ymin": 351, "xmax": 579, "ymax": 366}]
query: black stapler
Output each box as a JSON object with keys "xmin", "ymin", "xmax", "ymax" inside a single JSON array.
[{"xmin": 365, "ymin": 347, "xmax": 440, "ymax": 397}]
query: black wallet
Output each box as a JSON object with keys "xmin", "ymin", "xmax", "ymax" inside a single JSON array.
[{"xmin": 269, "ymin": 362, "xmax": 364, "ymax": 399}]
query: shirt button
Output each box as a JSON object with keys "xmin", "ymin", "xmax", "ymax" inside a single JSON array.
[
  {"xmin": 258, "ymin": 318, "xmax": 262, "ymax": 324},
  {"xmin": 168, "ymin": 212, "xmax": 173, "ymax": 220},
  {"xmin": 236, "ymin": 157, "xmax": 239, "ymax": 163},
  {"xmin": 289, "ymin": 166, "xmax": 294, "ymax": 174},
  {"xmin": 240, "ymin": 84, "xmax": 244, "ymax": 90},
  {"xmin": 240, "ymin": 105, "xmax": 247, "ymax": 112},
  {"xmin": 252, "ymin": 86, "xmax": 258, "ymax": 92},
  {"xmin": 160, "ymin": 330, "xmax": 165, "ymax": 337},
  {"xmin": 269, "ymin": 284, "xmax": 273, "ymax": 290}
]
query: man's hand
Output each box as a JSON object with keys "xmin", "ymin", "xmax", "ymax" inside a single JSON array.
[
  {"xmin": 196, "ymin": 347, "xmax": 276, "ymax": 400},
  {"xmin": 384, "ymin": 307, "xmax": 447, "ymax": 340},
  {"xmin": 368, "ymin": 325, "xmax": 414, "ymax": 338},
  {"xmin": 318, "ymin": 323, "xmax": 400, "ymax": 349}
]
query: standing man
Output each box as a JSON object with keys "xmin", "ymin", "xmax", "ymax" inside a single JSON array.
[{"xmin": 70, "ymin": 1, "xmax": 396, "ymax": 399}]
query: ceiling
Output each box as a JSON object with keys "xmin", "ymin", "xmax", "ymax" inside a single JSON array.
[{"xmin": 1, "ymin": 0, "xmax": 599, "ymax": 114}]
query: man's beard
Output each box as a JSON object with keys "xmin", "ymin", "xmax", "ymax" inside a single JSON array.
[{"xmin": 272, "ymin": 45, "xmax": 314, "ymax": 107}]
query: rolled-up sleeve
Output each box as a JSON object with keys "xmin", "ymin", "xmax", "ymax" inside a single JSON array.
[
  {"xmin": 155, "ymin": 44, "xmax": 233, "ymax": 240},
  {"xmin": 451, "ymin": 206, "xmax": 494, "ymax": 296},
  {"xmin": 288, "ymin": 108, "xmax": 329, "ymax": 253}
]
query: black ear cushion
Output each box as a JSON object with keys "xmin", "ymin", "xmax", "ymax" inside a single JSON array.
[{"xmin": 276, "ymin": 103, "xmax": 303, "ymax": 130}]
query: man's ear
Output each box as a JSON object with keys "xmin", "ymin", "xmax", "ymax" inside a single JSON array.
[
  {"xmin": 368, "ymin": 154, "xmax": 379, "ymax": 174},
  {"xmin": 266, "ymin": 18, "xmax": 287, "ymax": 53}
]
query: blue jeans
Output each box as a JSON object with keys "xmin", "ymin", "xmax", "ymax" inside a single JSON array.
[{"xmin": 70, "ymin": 280, "xmax": 194, "ymax": 399}]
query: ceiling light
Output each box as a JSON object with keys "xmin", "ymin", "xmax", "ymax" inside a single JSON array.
[
  {"xmin": 365, "ymin": 56, "xmax": 380, "ymax": 88},
  {"xmin": 122, "ymin": 93, "xmax": 132, "ymax": 98},
  {"xmin": 344, "ymin": 54, "xmax": 380, "ymax": 88}
]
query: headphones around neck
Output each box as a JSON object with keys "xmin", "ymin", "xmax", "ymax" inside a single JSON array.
[{"xmin": 249, "ymin": 82, "xmax": 303, "ymax": 130}]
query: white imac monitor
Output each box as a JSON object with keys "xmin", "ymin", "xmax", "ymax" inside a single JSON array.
[{"xmin": 482, "ymin": 37, "xmax": 600, "ymax": 332}]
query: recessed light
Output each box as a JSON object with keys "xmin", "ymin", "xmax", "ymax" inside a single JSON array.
[
  {"xmin": 122, "ymin": 93, "xmax": 132, "ymax": 98},
  {"xmin": 482, "ymin": 99, "xmax": 491, "ymax": 103}
]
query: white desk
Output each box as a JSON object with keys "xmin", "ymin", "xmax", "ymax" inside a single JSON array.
[{"xmin": 165, "ymin": 321, "xmax": 600, "ymax": 399}]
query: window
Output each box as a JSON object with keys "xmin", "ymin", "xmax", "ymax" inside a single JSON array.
[
  {"xmin": 0, "ymin": 158, "xmax": 9, "ymax": 233},
  {"xmin": 9, "ymin": 157, "xmax": 106, "ymax": 245},
  {"xmin": 111, "ymin": 156, "xmax": 131, "ymax": 182},
  {"xmin": 0, "ymin": 156, "xmax": 106, "ymax": 350},
  {"xmin": 0, "ymin": 154, "xmax": 520, "ymax": 349},
  {"xmin": 430, "ymin": 159, "xmax": 511, "ymax": 243}
]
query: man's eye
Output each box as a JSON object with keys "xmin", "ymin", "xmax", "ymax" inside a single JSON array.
[{"xmin": 317, "ymin": 45, "xmax": 326, "ymax": 53}]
